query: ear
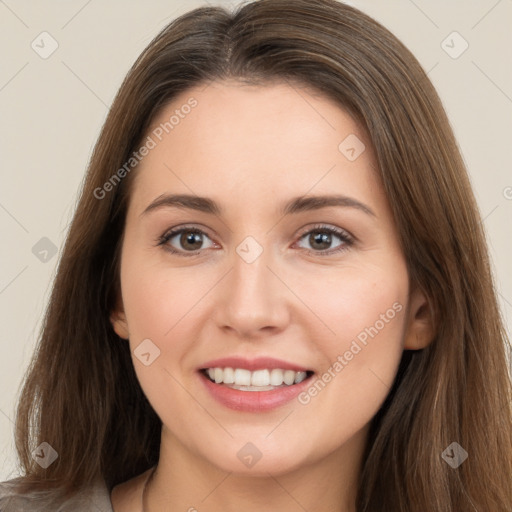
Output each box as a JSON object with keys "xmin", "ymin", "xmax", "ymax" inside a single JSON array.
[
  {"xmin": 110, "ymin": 297, "xmax": 130, "ymax": 340},
  {"xmin": 403, "ymin": 284, "xmax": 435, "ymax": 350}
]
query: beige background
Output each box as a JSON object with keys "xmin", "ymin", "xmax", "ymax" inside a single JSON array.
[{"xmin": 0, "ymin": 0, "xmax": 511, "ymax": 479}]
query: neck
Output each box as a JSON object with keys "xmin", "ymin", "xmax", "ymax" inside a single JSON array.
[{"xmin": 144, "ymin": 426, "xmax": 368, "ymax": 512}]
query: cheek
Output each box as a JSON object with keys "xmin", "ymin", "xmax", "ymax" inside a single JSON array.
[
  {"xmin": 294, "ymin": 265, "xmax": 408, "ymax": 422},
  {"xmin": 121, "ymin": 255, "xmax": 203, "ymax": 341},
  {"xmin": 332, "ymin": 274, "xmax": 406, "ymax": 354},
  {"xmin": 119, "ymin": 262, "xmax": 201, "ymax": 410},
  {"xmin": 291, "ymin": 261, "xmax": 408, "ymax": 350},
  {"xmin": 122, "ymin": 274, "xmax": 171, "ymax": 341},
  {"xmin": 119, "ymin": 258, "xmax": 219, "ymax": 384}
]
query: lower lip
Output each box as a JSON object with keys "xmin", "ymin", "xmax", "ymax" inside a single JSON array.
[{"xmin": 198, "ymin": 371, "xmax": 313, "ymax": 412}]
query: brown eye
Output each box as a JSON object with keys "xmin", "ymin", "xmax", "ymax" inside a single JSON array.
[
  {"xmin": 179, "ymin": 231, "xmax": 204, "ymax": 251},
  {"xmin": 307, "ymin": 231, "xmax": 334, "ymax": 251},
  {"xmin": 296, "ymin": 225, "xmax": 354, "ymax": 255},
  {"xmin": 158, "ymin": 228, "xmax": 215, "ymax": 254}
]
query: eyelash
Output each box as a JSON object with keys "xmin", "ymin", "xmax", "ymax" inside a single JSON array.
[{"xmin": 156, "ymin": 223, "xmax": 355, "ymax": 257}]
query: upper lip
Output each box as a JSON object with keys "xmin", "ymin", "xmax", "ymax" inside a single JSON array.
[{"xmin": 199, "ymin": 356, "xmax": 312, "ymax": 373}]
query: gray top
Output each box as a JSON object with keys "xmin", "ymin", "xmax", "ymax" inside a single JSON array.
[{"xmin": 0, "ymin": 476, "xmax": 114, "ymax": 511}]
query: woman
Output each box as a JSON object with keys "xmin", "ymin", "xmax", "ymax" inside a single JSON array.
[{"xmin": 1, "ymin": 0, "xmax": 511, "ymax": 510}]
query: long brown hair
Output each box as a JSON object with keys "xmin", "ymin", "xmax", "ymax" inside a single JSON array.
[{"xmin": 7, "ymin": 0, "xmax": 512, "ymax": 510}]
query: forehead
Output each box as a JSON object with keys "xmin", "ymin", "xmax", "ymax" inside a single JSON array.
[
  {"xmin": 148, "ymin": 78, "xmax": 365, "ymax": 153},
  {"xmin": 128, "ymin": 79, "xmax": 382, "ymax": 216}
]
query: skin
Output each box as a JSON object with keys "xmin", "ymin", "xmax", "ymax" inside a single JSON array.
[{"xmin": 110, "ymin": 79, "xmax": 433, "ymax": 512}]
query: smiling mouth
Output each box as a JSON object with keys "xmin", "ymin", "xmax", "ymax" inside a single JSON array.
[{"xmin": 200, "ymin": 367, "xmax": 315, "ymax": 391}]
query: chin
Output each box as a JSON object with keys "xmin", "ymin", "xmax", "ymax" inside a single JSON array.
[{"xmin": 198, "ymin": 436, "xmax": 313, "ymax": 477}]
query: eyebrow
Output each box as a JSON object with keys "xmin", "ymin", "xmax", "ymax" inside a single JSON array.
[{"xmin": 140, "ymin": 193, "xmax": 376, "ymax": 218}]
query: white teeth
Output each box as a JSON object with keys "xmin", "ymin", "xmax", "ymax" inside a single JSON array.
[
  {"xmin": 294, "ymin": 371, "xmax": 307, "ymax": 384},
  {"xmin": 270, "ymin": 368, "xmax": 284, "ymax": 386},
  {"xmin": 223, "ymin": 367, "xmax": 235, "ymax": 384},
  {"xmin": 251, "ymin": 369, "xmax": 270, "ymax": 386},
  {"xmin": 283, "ymin": 370, "xmax": 296, "ymax": 385},
  {"xmin": 204, "ymin": 367, "xmax": 310, "ymax": 387},
  {"xmin": 234, "ymin": 368, "xmax": 252, "ymax": 386}
]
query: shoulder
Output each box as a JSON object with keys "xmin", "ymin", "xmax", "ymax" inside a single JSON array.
[
  {"xmin": 110, "ymin": 467, "xmax": 154, "ymax": 512},
  {"xmin": 0, "ymin": 476, "xmax": 113, "ymax": 512}
]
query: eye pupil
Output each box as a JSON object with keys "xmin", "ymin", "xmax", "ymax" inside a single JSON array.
[
  {"xmin": 310, "ymin": 231, "xmax": 331, "ymax": 250},
  {"xmin": 181, "ymin": 231, "xmax": 202, "ymax": 250}
]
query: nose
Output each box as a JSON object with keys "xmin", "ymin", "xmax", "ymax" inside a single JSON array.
[{"xmin": 213, "ymin": 243, "xmax": 290, "ymax": 339}]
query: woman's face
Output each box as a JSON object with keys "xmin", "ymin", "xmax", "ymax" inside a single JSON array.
[{"xmin": 112, "ymin": 79, "xmax": 429, "ymax": 476}]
